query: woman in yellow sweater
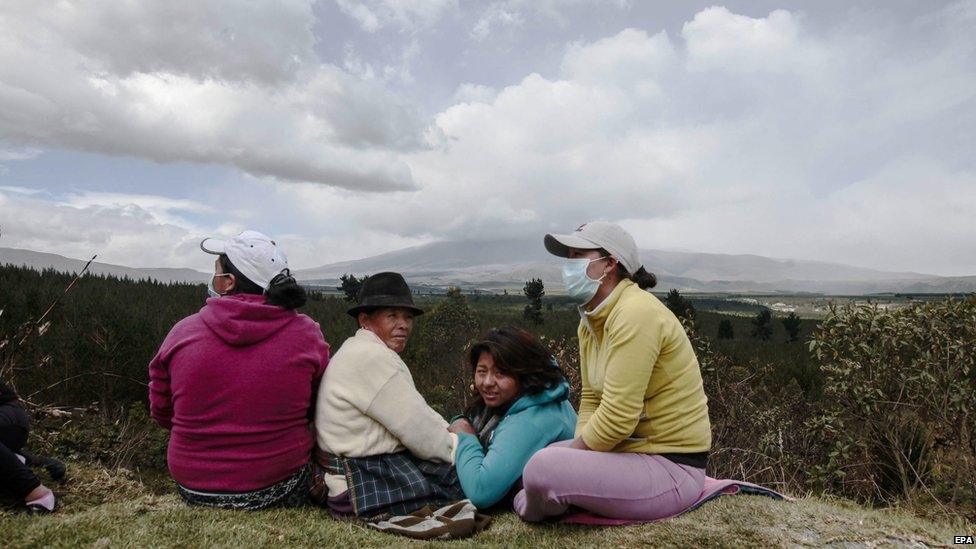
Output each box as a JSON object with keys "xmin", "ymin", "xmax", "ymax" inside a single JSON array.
[{"xmin": 514, "ymin": 222, "xmax": 711, "ymax": 522}]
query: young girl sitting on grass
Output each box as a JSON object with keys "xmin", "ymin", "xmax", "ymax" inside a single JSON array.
[{"xmin": 448, "ymin": 326, "xmax": 577, "ymax": 509}]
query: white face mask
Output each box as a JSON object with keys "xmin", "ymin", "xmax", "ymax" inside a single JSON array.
[
  {"xmin": 562, "ymin": 256, "xmax": 608, "ymax": 304},
  {"xmin": 208, "ymin": 273, "xmax": 232, "ymax": 299}
]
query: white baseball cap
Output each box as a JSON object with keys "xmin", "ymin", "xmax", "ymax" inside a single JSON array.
[
  {"xmin": 200, "ymin": 230, "xmax": 289, "ymax": 291},
  {"xmin": 544, "ymin": 221, "xmax": 643, "ymax": 275}
]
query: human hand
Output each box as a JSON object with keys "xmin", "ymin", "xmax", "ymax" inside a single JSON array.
[
  {"xmin": 567, "ymin": 437, "xmax": 592, "ymax": 451},
  {"xmin": 448, "ymin": 417, "xmax": 476, "ymax": 435}
]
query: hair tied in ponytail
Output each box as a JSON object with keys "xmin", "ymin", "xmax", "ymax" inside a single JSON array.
[
  {"xmin": 266, "ymin": 268, "xmax": 295, "ymax": 291},
  {"xmin": 264, "ymin": 268, "xmax": 308, "ymax": 310},
  {"xmin": 633, "ymin": 266, "xmax": 658, "ymax": 290}
]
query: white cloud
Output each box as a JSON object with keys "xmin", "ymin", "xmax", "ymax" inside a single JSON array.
[
  {"xmin": 65, "ymin": 192, "xmax": 214, "ymax": 229},
  {"xmin": 0, "ymin": 190, "xmax": 203, "ymax": 268},
  {"xmin": 0, "ymin": 148, "xmax": 41, "ymax": 162},
  {"xmin": 0, "ymin": 187, "xmax": 425, "ymax": 271},
  {"xmin": 681, "ymin": 7, "xmax": 806, "ymax": 72},
  {"xmin": 3, "ymin": 3, "xmax": 974, "ymax": 276},
  {"xmin": 561, "ymin": 28, "xmax": 675, "ymax": 94},
  {"xmin": 470, "ymin": 5, "xmax": 524, "ymax": 41},
  {"xmin": 452, "ymin": 83, "xmax": 499, "ymax": 104},
  {"xmin": 619, "ymin": 160, "xmax": 976, "ymax": 276},
  {"xmin": 0, "ymin": 147, "xmax": 41, "ymax": 174},
  {"xmin": 0, "ymin": 1, "xmax": 428, "ymax": 191},
  {"xmin": 23, "ymin": 1, "xmax": 316, "ymax": 84},
  {"xmin": 335, "ymin": 0, "xmax": 458, "ymax": 33},
  {"xmin": 0, "ymin": 185, "xmax": 42, "ymax": 195},
  {"xmin": 471, "ymin": 0, "xmax": 631, "ymax": 37},
  {"xmin": 268, "ymin": 4, "xmax": 976, "ymax": 275}
]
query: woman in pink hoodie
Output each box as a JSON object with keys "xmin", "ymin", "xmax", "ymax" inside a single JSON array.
[{"xmin": 148, "ymin": 231, "xmax": 330, "ymax": 509}]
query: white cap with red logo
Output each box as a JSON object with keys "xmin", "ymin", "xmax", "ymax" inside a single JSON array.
[
  {"xmin": 544, "ymin": 221, "xmax": 643, "ymax": 275},
  {"xmin": 199, "ymin": 230, "xmax": 288, "ymax": 291}
]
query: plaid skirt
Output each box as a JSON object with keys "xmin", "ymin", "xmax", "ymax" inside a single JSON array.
[
  {"xmin": 177, "ymin": 464, "xmax": 311, "ymax": 510},
  {"xmin": 321, "ymin": 451, "xmax": 464, "ymax": 519}
]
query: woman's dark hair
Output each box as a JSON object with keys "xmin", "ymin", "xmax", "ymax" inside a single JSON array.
[
  {"xmin": 597, "ymin": 248, "xmax": 657, "ymax": 290},
  {"xmin": 465, "ymin": 326, "xmax": 565, "ymax": 414},
  {"xmin": 218, "ymin": 255, "xmax": 307, "ymax": 310}
]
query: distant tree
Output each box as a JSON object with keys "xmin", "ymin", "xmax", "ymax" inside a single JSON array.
[
  {"xmin": 665, "ymin": 288, "xmax": 696, "ymax": 320},
  {"xmin": 782, "ymin": 312, "xmax": 802, "ymax": 342},
  {"xmin": 717, "ymin": 319, "xmax": 734, "ymax": 340},
  {"xmin": 337, "ymin": 274, "xmax": 368, "ymax": 302},
  {"xmin": 751, "ymin": 309, "xmax": 773, "ymax": 341},
  {"xmin": 522, "ymin": 278, "xmax": 545, "ymax": 324}
]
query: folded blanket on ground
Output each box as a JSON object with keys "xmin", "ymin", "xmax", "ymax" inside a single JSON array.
[
  {"xmin": 561, "ymin": 477, "xmax": 793, "ymax": 525},
  {"xmin": 369, "ymin": 500, "xmax": 492, "ymax": 540}
]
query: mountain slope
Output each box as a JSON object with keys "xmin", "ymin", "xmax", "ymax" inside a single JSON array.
[
  {"xmin": 0, "ymin": 247, "xmax": 209, "ymax": 284},
  {"xmin": 5, "ymin": 242, "xmax": 973, "ymax": 294},
  {"xmin": 297, "ymin": 238, "xmax": 974, "ymax": 294}
]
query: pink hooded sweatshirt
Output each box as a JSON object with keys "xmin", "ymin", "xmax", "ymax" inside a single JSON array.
[{"xmin": 149, "ymin": 294, "xmax": 330, "ymax": 492}]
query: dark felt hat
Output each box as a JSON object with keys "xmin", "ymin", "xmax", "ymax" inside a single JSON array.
[{"xmin": 346, "ymin": 272, "xmax": 424, "ymax": 318}]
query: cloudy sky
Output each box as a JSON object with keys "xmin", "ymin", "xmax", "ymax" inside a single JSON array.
[{"xmin": 0, "ymin": 0, "xmax": 973, "ymax": 275}]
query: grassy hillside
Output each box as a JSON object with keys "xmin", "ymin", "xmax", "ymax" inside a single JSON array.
[
  {"xmin": 1, "ymin": 463, "xmax": 970, "ymax": 548},
  {"xmin": 2, "ymin": 264, "xmax": 974, "ymax": 545}
]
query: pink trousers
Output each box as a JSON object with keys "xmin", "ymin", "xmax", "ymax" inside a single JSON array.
[{"xmin": 514, "ymin": 443, "xmax": 706, "ymax": 522}]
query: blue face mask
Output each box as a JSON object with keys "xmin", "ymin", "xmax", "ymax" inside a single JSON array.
[
  {"xmin": 207, "ymin": 273, "xmax": 232, "ymax": 299},
  {"xmin": 562, "ymin": 256, "xmax": 608, "ymax": 304}
]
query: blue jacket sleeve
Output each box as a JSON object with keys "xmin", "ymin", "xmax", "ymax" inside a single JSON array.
[{"xmin": 454, "ymin": 416, "xmax": 551, "ymax": 509}]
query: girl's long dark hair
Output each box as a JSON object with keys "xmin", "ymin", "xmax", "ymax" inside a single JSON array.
[
  {"xmin": 464, "ymin": 326, "xmax": 565, "ymax": 417},
  {"xmin": 218, "ymin": 255, "xmax": 307, "ymax": 310}
]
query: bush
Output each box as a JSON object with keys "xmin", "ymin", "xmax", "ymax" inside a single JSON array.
[
  {"xmin": 683, "ymin": 318, "xmax": 816, "ymax": 492},
  {"xmin": 29, "ymin": 402, "xmax": 169, "ymax": 473},
  {"xmin": 808, "ymin": 298, "xmax": 976, "ymax": 506}
]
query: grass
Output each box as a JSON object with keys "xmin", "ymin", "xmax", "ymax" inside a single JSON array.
[{"xmin": 1, "ymin": 463, "xmax": 971, "ymax": 548}]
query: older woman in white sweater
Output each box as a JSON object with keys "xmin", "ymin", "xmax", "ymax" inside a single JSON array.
[{"xmin": 314, "ymin": 272, "xmax": 461, "ymax": 518}]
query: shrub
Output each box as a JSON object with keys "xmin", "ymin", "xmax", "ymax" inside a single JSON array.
[
  {"xmin": 683, "ymin": 317, "xmax": 816, "ymax": 492},
  {"xmin": 540, "ymin": 335, "xmax": 581, "ymax": 409},
  {"xmin": 808, "ymin": 298, "xmax": 976, "ymax": 506},
  {"xmin": 406, "ymin": 287, "xmax": 479, "ymax": 411}
]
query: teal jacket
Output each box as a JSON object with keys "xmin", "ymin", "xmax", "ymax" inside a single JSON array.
[{"xmin": 455, "ymin": 381, "xmax": 577, "ymax": 509}]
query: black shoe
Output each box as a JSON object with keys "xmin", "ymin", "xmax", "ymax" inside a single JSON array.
[
  {"xmin": 20, "ymin": 450, "xmax": 67, "ymax": 481},
  {"xmin": 43, "ymin": 457, "xmax": 66, "ymax": 481}
]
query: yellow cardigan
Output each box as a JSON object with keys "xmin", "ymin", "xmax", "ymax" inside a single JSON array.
[{"xmin": 576, "ymin": 279, "xmax": 711, "ymax": 454}]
